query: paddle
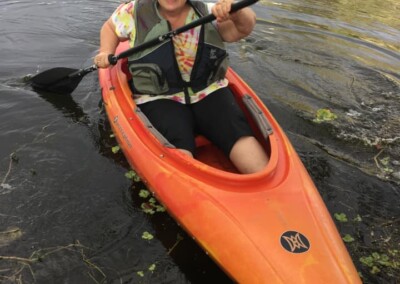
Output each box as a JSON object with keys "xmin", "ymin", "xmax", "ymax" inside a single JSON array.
[{"xmin": 29, "ymin": 0, "xmax": 259, "ymax": 94}]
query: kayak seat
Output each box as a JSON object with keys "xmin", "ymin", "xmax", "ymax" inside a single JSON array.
[
  {"xmin": 195, "ymin": 135, "xmax": 211, "ymax": 147},
  {"xmin": 195, "ymin": 135, "xmax": 239, "ymax": 173}
]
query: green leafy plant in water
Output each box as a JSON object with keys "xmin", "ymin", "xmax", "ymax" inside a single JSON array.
[
  {"xmin": 111, "ymin": 145, "xmax": 120, "ymax": 154},
  {"xmin": 313, "ymin": 108, "xmax": 338, "ymax": 123},
  {"xmin": 141, "ymin": 202, "xmax": 155, "ymax": 215},
  {"xmin": 138, "ymin": 189, "xmax": 166, "ymax": 215},
  {"xmin": 380, "ymin": 157, "xmax": 394, "ymax": 173},
  {"xmin": 136, "ymin": 263, "xmax": 156, "ymax": 278},
  {"xmin": 148, "ymin": 263, "xmax": 156, "ymax": 272},
  {"xmin": 142, "ymin": 231, "xmax": 154, "ymax": 240},
  {"xmin": 139, "ymin": 189, "xmax": 150, "ymax": 198},
  {"xmin": 140, "ymin": 200, "xmax": 166, "ymax": 215},
  {"xmin": 360, "ymin": 251, "xmax": 400, "ymax": 275},
  {"xmin": 125, "ymin": 170, "xmax": 141, "ymax": 182},
  {"xmin": 342, "ymin": 234, "xmax": 355, "ymax": 243},
  {"xmin": 334, "ymin": 212, "xmax": 348, "ymax": 222},
  {"xmin": 149, "ymin": 197, "xmax": 166, "ymax": 212},
  {"xmin": 380, "ymin": 157, "xmax": 390, "ymax": 166},
  {"xmin": 136, "ymin": 271, "xmax": 144, "ymax": 277}
]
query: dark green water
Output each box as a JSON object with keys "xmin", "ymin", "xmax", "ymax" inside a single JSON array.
[{"xmin": 0, "ymin": 0, "xmax": 399, "ymax": 283}]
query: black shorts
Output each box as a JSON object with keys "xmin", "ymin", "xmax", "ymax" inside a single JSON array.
[{"xmin": 138, "ymin": 87, "xmax": 254, "ymax": 156}]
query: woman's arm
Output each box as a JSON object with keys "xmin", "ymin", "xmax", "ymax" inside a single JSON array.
[
  {"xmin": 94, "ymin": 18, "xmax": 121, "ymax": 68},
  {"xmin": 211, "ymin": 0, "xmax": 256, "ymax": 42}
]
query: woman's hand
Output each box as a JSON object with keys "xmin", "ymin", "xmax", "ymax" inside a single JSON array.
[
  {"xmin": 211, "ymin": 0, "xmax": 256, "ymax": 42},
  {"xmin": 94, "ymin": 52, "xmax": 110, "ymax": 69},
  {"xmin": 212, "ymin": 0, "xmax": 235, "ymax": 23},
  {"xmin": 95, "ymin": 18, "xmax": 120, "ymax": 68}
]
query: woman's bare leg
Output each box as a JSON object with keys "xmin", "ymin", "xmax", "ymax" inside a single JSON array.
[{"xmin": 229, "ymin": 136, "xmax": 269, "ymax": 174}]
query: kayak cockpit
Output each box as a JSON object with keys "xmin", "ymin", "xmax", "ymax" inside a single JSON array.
[
  {"xmin": 109, "ymin": 52, "xmax": 280, "ymax": 181},
  {"xmin": 135, "ymin": 88, "xmax": 274, "ymax": 174}
]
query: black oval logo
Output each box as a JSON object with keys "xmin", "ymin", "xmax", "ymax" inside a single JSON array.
[{"xmin": 280, "ymin": 231, "xmax": 310, "ymax": 253}]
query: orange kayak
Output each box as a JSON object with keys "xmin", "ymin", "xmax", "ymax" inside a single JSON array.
[{"xmin": 99, "ymin": 42, "xmax": 361, "ymax": 283}]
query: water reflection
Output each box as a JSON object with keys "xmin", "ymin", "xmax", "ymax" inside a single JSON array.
[{"xmin": 262, "ymin": 0, "xmax": 400, "ymax": 52}]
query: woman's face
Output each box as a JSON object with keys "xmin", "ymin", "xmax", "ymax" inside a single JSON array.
[{"xmin": 157, "ymin": 0, "xmax": 187, "ymax": 13}]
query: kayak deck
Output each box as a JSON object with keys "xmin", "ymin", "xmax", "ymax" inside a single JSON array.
[{"xmin": 99, "ymin": 42, "xmax": 361, "ymax": 283}]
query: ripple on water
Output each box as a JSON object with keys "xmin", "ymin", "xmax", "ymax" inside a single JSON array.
[{"xmin": 244, "ymin": 1, "xmax": 400, "ymax": 182}]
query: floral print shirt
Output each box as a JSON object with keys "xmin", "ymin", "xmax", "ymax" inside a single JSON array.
[{"xmin": 111, "ymin": 1, "xmax": 228, "ymax": 105}]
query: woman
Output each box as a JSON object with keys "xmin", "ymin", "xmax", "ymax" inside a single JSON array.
[{"xmin": 94, "ymin": 0, "xmax": 268, "ymax": 174}]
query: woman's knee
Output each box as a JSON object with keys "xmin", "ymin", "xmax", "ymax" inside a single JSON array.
[{"xmin": 229, "ymin": 136, "xmax": 269, "ymax": 174}]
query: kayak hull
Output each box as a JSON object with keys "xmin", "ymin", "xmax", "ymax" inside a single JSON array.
[{"xmin": 99, "ymin": 42, "xmax": 361, "ymax": 283}]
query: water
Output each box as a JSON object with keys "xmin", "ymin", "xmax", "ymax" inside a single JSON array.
[{"xmin": 0, "ymin": 0, "xmax": 399, "ymax": 283}]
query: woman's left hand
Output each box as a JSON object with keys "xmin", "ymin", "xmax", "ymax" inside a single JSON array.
[
  {"xmin": 211, "ymin": 0, "xmax": 256, "ymax": 42},
  {"xmin": 212, "ymin": 0, "xmax": 235, "ymax": 23}
]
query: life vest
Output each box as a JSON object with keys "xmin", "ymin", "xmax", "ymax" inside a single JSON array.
[{"xmin": 128, "ymin": 0, "xmax": 228, "ymax": 100}]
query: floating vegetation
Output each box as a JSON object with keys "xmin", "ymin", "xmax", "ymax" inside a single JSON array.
[
  {"xmin": 135, "ymin": 263, "xmax": 157, "ymax": 278},
  {"xmin": 141, "ymin": 202, "xmax": 156, "ymax": 215},
  {"xmin": 111, "ymin": 145, "xmax": 120, "ymax": 154},
  {"xmin": 148, "ymin": 263, "xmax": 156, "ymax": 272},
  {"xmin": 142, "ymin": 231, "xmax": 154, "ymax": 240},
  {"xmin": 139, "ymin": 189, "xmax": 150, "ymax": 199},
  {"xmin": 359, "ymin": 251, "xmax": 399, "ymax": 275},
  {"xmin": 374, "ymin": 150, "xmax": 395, "ymax": 176},
  {"xmin": 313, "ymin": 108, "xmax": 338, "ymax": 123},
  {"xmin": 343, "ymin": 234, "xmax": 355, "ymax": 243},
  {"xmin": 334, "ymin": 212, "xmax": 348, "ymax": 222},
  {"xmin": 134, "ymin": 234, "xmax": 182, "ymax": 279},
  {"xmin": 332, "ymin": 210, "xmax": 399, "ymax": 280},
  {"xmin": 136, "ymin": 271, "xmax": 145, "ymax": 277},
  {"xmin": 125, "ymin": 170, "xmax": 141, "ymax": 182},
  {"xmin": 140, "ymin": 195, "xmax": 166, "ymax": 215}
]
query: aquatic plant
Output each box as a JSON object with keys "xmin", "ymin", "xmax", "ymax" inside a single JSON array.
[
  {"xmin": 142, "ymin": 231, "xmax": 154, "ymax": 240},
  {"xmin": 125, "ymin": 170, "xmax": 141, "ymax": 182},
  {"xmin": 334, "ymin": 212, "xmax": 348, "ymax": 222},
  {"xmin": 111, "ymin": 145, "xmax": 120, "ymax": 153},
  {"xmin": 313, "ymin": 108, "xmax": 338, "ymax": 123},
  {"xmin": 359, "ymin": 250, "xmax": 399, "ymax": 275}
]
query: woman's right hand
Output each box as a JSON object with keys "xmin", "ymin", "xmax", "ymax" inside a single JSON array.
[{"xmin": 94, "ymin": 52, "xmax": 111, "ymax": 68}]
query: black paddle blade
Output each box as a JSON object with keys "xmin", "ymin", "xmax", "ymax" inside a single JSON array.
[{"xmin": 30, "ymin": 67, "xmax": 86, "ymax": 95}]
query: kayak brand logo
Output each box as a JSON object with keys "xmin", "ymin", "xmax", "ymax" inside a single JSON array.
[
  {"xmin": 280, "ymin": 231, "xmax": 310, "ymax": 253},
  {"xmin": 113, "ymin": 115, "xmax": 132, "ymax": 148}
]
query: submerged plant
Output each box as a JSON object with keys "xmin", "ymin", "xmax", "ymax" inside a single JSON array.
[{"xmin": 313, "ymin": 108, "xmax": 338, "ymax": 123}]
